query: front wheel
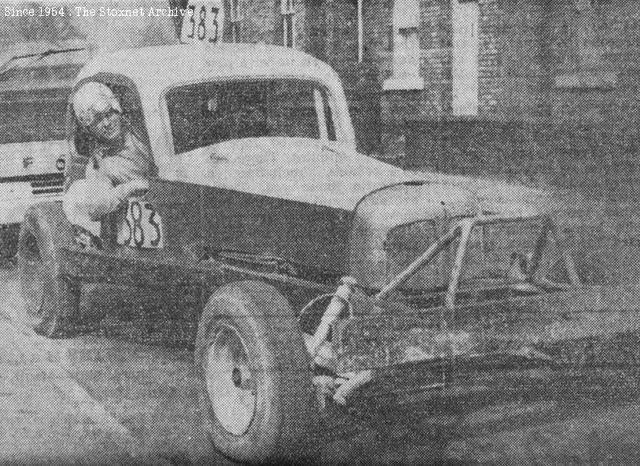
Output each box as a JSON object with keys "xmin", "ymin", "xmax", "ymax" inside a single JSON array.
[{"xmin": 195, "ymin": 281, "xmax": 320, "ymax": 464}]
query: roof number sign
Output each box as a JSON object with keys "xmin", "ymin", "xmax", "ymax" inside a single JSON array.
[{"xmin": 181, "ymin": 0, "xmax": 225, "ymax": 44}]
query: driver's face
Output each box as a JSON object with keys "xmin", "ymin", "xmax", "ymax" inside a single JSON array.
[{"xmin": 88, "ymin": 108, "xmax": 123, "ymax": 143}]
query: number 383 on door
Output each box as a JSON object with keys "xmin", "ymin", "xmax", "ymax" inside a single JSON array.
[{"xmin": 117, "ymin": 199, "xmax": 164, "ymax": 249}]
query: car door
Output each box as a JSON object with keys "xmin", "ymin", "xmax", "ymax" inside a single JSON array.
[
  {"xmin": 111, "ymin": 177, "xmax": 202, "ymax": 262},
  {"xmin": 199, "ymin": 185, "xmax": 351, "ymax": 276}
]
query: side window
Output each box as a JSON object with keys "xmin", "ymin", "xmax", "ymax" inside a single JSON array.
[
  {"xmin": 110, "ymin": 84, "xmax": 150, "ymax": 146},
  {"xmin": 67, "ymin": 79, "xmax": 152, "ymax": 187},
  {"xmin": 71, "ymin": 82, "xmax": 149, "ymax": 158}
]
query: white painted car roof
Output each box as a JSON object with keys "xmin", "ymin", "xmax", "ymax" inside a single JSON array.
[
  {"xmin": 77, "ymin": 42, "xmax": 345, "ymax": 97},
  {"xmin": 75, "ymin": 42, "xmax": 357, "ymax": 161}
]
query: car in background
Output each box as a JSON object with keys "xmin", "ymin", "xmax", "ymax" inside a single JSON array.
[
  {"xmin": 0, "ymin": 0, "xmax": 181, "ymax": 261},
  {"xmin": 0, "ymin": 43, "xmax": 90, "ymax": 260}
]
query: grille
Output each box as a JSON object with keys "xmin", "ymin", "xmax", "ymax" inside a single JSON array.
[{"xmin": 30, "ymin": 174, "xmax": 64, "ymax": 196}]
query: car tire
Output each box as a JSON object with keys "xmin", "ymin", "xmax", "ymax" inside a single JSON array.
[
  {"xmin": 195, "ymin": 280, "xmax": 320, "ymax": 464},
  {"xmin": 17, "ymin": 202, "xmax": 80, "ymax": 337}
]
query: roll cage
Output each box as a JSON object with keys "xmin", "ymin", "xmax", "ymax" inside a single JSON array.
[{"xmin": 376, "ymin": 214, "xmax": 582, "ymax": 307}]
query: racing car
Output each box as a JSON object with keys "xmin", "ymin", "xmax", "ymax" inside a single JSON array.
[{"xmin": 17, "ymin": 43, "xmax": 640, "ymax": 463}]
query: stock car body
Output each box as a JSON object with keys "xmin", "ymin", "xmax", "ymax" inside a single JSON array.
[{"xmin": 17, "ymin": 43, "xmax": 640, "ymax": 463}]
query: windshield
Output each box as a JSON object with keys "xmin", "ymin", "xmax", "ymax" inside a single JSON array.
[
  {"xmin": 0, "ymin": 48, "xmax": 88, "ymax": 143},
  {"xmin": 0, "ymin": 48, "xmax": 87, "ymax": 91},
  {"xmin": 166, "ymin": 79, "xmax": 337, "ymax": 155}
]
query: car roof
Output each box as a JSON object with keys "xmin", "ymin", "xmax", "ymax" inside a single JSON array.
[{"xmin": 76, "ymin": 43, "xmax": 343, "ymax": 95}]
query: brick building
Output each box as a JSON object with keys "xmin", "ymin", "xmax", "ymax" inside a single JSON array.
[
  {"xmin": 369, "ymin": 0, "xmax": 640, "ymax": 192},
  {"xmin": 0, "ymin": 1, "xmax": 636, "ymax": 190},
  {"xmin": 198, "ymin": 0, "xmax": 638, "ymax": 193}
]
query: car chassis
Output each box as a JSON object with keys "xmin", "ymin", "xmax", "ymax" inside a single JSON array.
[{"xmin": 58, "ymin": 211, "xmax": 640, "ymax": 407}]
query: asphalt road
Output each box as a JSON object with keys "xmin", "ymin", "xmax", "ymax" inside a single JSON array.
[{"xmin": 5, "ymin": 260, "xmax": 640, "ymax": 465}]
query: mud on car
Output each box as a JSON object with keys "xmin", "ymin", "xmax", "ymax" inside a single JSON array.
[{"xmin": 17, "ymin": 43, "xmax": 640, "ymax": 463}]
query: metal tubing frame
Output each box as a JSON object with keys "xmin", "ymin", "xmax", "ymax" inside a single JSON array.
[
  {"xmin": 376, "ymin": 225, "xmax": 460, "ymax": 300},
  {"xmin": 445, "ymin": 219, "xmax": 473, "ymax": 309},
  {"xmin": 338, "ymin": 214, "xmax": 582, "ymax": 404},
  {"xmin": 375, "ymin": 214, "xmax": 580, "ymax": 307}
]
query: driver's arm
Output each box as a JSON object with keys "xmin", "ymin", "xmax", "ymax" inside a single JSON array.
[{"xmin": 65, "ymin": 170, "xmax": 148, "ymax": 223}]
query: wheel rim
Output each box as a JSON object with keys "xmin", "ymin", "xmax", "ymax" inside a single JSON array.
[
  {"xmin": 205, "ymin": 324, "xmax": 257, "ymax": 436},
  {"xmin": 20, "ymin": 239, "xmax": 46, "ymax": 319}
]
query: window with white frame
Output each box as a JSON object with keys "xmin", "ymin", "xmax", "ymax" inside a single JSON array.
[
  {"xmin": 229, "ymin": 0, "xmax": 244, "ymax": 43},
  {"xmin": 383, "ymin": 0, "xmax": 423, "ymax": 90},
  {"xmin": 281, "ymin": 0, "xmax": 295, "ymax": 48}
]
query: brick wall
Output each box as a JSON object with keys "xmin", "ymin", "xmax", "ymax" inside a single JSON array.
[
  {"xmin": 382, "ymin": 0, "xmax": 452, "ymax": 124},
  {"xmin": 478, "ymin": 0, "xmax": 500, "ymax": 115},
  {"xmin": 379, "ymin": 0, "xmax": 451, "ymax": 159},
  {"xmin": 420, "ymin": 0, "xmax": 453, "ymax": 115},
  {"xmin": 404, "ymin": 116, "xmax": 640, "ymax": 197},
  {"xmin": 307, "ymin": 0, "xmax": 389, "ymax": 155},
  {"xmin": 369, "ymin": 0, "xmax": 640, "ymax": 199}
]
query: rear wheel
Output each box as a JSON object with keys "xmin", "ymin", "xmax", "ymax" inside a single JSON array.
[
  {"xmin": 17, "ymin": 204, "xmax": 79, "ymax": 337},
  {"xmin": 195, "ymin": 281, "xmax": 320, "ymax": 464}
]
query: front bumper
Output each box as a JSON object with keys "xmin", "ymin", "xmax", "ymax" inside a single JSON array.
[
  {"xmin": 333, "ymin": 285, "xmax": 640, "ymax": 374},
  {"xmin": 0, "ymin": 193, "xmax": 63, "ymax": 226}
]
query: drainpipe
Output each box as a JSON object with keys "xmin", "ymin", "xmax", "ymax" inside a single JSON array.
[{"xmin": 357, "ymin": 0, "xmax": 363, "ymax": 62}]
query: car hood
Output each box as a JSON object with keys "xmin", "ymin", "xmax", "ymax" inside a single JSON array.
[
  {"xmin": 174, "ymin": 138, "xmax": 408, "ymax": 210},
  {"xmin": 173, "ymin": 137, "xmax": 554, "ymax": 215},
  {"xmin": 402, "ymin": 170, "xmax": 556, "ymax": 217}
]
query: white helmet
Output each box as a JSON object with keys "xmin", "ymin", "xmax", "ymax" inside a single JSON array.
[{"xmin": 72, "ymin": 82, "xmax": 122, "ymax": 128}]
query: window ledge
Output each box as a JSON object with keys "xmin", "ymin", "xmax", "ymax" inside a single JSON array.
[
  {"xmin": 554, "ymin": 71, "xmax": 617, "ymax": 90},
  {"xmin": 383, "ymin": 77, "xmax": 424, "ymax": 91}
]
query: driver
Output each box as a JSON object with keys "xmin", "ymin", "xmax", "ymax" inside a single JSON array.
[{"xmin": 63, "ymin": 82, "xmax": 154, "ymax": 242}]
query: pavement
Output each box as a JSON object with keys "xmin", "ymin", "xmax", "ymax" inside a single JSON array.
[
  {"xmin": 0, "ymin": 269, "xmax": 135, "ymax": 465},
  {"xmin": 0, "ymin": 318, "xmax": 139, "ymax": 465},
  {"xmin": 0, "ymin": 265, "xmax": 216, "ymax": 465}
]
